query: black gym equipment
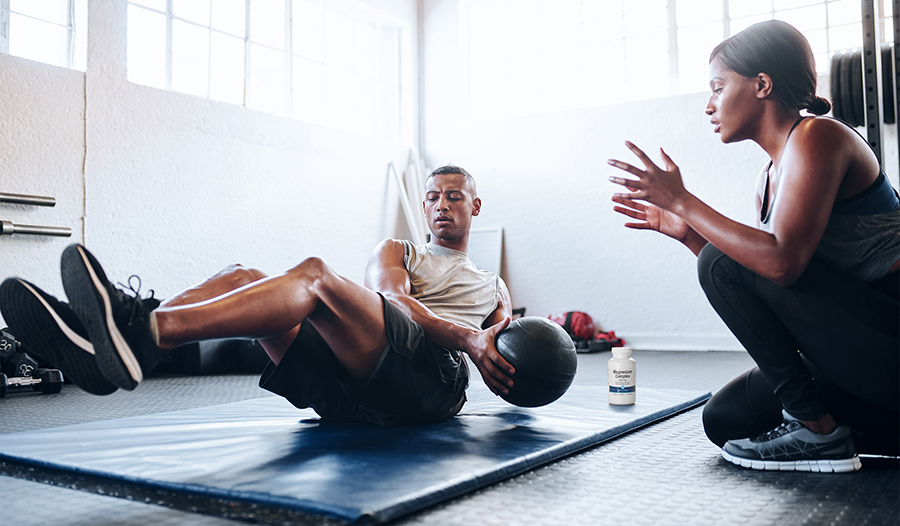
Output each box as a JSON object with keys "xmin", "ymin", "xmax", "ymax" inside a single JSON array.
[
  {"xmin": 0, "ymin": 328, "xmax": 64, "ymax": 398},
  {"xmin": 831, "ymin": 51, "xmax": 844, "ymax": 121},
  {"xmin": 830, "ymin": 43, "xmax": 896, "ymax": 132},
  {"xmin": 495, "ymin": 316, "xmax": 578, "ymax": 407}
]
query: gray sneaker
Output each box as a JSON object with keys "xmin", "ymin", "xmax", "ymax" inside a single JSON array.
[{"xmin": 722, "ymin": 410, "xmax": 861, "ymax": 473}]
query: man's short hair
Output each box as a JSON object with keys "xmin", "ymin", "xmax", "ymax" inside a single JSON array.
[{"xmin": 427, "ymin": 165, "xmax": 477, "ymax": 196}]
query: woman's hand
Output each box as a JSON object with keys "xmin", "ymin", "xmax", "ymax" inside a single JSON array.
[
  {"xmin": 608, "ymin": 141, "xmax": 690, "ymax": 214},
  {"xmin": 611, "ymin": 194, "xmax": 693, "ymax": 242},
  {"xmin": 609, "ymin": 141, "xmax": 708, "ymax": 255}
]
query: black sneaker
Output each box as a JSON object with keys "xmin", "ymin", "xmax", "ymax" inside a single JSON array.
[
  {"xmin": 722, "ymin": 410, "xmax": 861, "ymax": 473},
  {"xmin": 0, "ymin": 278, "xmax": 118, "ymax": 395},
  {"xmin": 61, "ymin": 244, "xmax": 163, "ymax": 391}
]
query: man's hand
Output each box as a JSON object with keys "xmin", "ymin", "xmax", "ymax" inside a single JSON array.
[{"xmin": 463, "ymin": 316, "xmax": 514, "ymax": 396}]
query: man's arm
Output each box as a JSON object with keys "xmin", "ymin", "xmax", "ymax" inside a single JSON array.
[{"xmin": 364, "ymin": 239, "xmax": 514, "ymax": 395}]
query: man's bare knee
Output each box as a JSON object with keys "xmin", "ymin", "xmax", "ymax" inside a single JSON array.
[
  {"xmin": 219, "ymin": 264, "xmax": 268, "ymax": 288},
  {"xmin": 285, "ymin": 257, "xmax": 341, "ymax": 296}
]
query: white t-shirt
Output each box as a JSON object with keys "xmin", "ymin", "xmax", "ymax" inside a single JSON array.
[{"xmin": 401, "ymin": 241, "xmax": 506, "ymax": 330}]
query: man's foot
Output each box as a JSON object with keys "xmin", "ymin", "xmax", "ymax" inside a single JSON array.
[
  {"xmin": 0, "ymin": 278, "xmax": 118, "ymax": 395},
  {"xmin": 722, "ymin": 410, "xmax": 861, "ymax": 473},
  {"xmin": 61, "ymin": 244, "xmax": 163, "ymax": 391}
]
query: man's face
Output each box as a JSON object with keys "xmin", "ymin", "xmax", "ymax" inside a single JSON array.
[{"xmin": 423, "ymin": 172, "xmax": 481, "ymax": 246}]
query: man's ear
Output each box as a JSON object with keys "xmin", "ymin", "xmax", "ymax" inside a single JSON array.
[
  {"xmin": 472, "ymin": 197, "xmax": 482, "ymax": 216},
  {"xmin": 757, "ymin": 72, "xmax": 774, "ymax": 99}
]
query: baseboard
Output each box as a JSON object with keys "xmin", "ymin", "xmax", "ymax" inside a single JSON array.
[{"xmin": 620, "ymin": 333, "xmax": 744, "ymax": 352}]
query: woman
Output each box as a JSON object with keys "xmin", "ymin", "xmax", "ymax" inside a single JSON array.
[{"xmin": 608, "ymin": 20, "xmax": 899, "ymax": 473}]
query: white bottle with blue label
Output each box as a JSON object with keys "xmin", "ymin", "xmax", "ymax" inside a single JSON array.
[{"xmin": 608, "ymin": 347, "xmax": 636, "ymax": 405}]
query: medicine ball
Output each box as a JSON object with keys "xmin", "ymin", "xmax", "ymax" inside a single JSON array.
[{"xmin": 495, "ymin": 316, "xmax": 578, "ymax": 407}]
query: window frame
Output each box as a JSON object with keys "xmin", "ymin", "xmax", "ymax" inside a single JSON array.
[{"xmin": 0, "ymin": 0, "xmax": 85, "ymax": 71}]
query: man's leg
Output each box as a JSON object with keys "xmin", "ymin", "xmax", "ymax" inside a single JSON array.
[
  {"xmin": 156, "ymin": 256, "xmax": 388, "ymax": 378},
  {"xmin": 63, "ymin": 244, "xmax": 389, "ymax": 390},
  {"xmin": 157, "ymin": 264, "xmax": 301, "ymax": 362}
]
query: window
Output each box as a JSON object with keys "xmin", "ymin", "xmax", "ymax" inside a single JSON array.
[
  {"xmin": 126, "ymin": 0, "xmax": 405, "ymax": 141},
  {"xmin": 459, "ymin": 0, "xmax": 895, "ymax": 119},
  {"xmin": 0, "ymin": 0, "xmax": 87, "ymax": 71}
]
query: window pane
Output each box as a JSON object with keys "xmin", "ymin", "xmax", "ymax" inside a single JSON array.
[
  {"xmin": 293, "ymin": 57, "xmax": 324, "ymax": 123},
  {"xmin": 174, "ymin": 0, "xmax": 210, "ymax": 26},
  {"xmin": 829, "ymin": 23, "xmax": 863, "ymax": 51},
  {"xmin": 249, "ymin": 43, "xmax": 284, "ymax": 114},
  {"xmin": 678, "ymin": 21, "xmax": 723, "ymax": 53},
  {"xmin": 583, "ymin": 39, "xmax": 626, "ymax": 106},
  {"xmin": 72, "ymin": 0, "xmax": 88, "ymax": 71},
  {"xmin": 352, "ymin": 77, "xmax": 376, "ymax": 136},
  {"xmin": 294, "ymin": 0, "xmax": 324, "ymax": 61},
  {"xmin": 773, "ymin": 0, "xmax": 818, "ymax": 10},
  {"xmin": 10, "ymin": 0, "xmax": 68, "ymax": 25},
  {"xmin": 730, "ymin": 13, "xmax": 772, "ymax": 35},
  {"xmin": 324, "ymin": 66, "xmax": 354, "ymax": 131},
  {"xmin": 676, "ymin": 0, "xmax": 722, "ymax": 27},
  {"xmin": 828, "ymin": 0, "xmax": 861, "ymax": 25},
  {"xmin": 583, "ymin": 0, "xmax": 624, "ymax": 43},
  {"xmin": 378, "ymin": 26, "xmax": 399, "ymax": 86},
  {"xmin": 173, "ymin": 20, "xmax": 209, "ymax": 64},
  {"xmin": 127, "ymin": 5, "xmax": 167, "ymax": 89},
  {"xmin": 210, "ymin": 32, "xmax": 245, "ymax": 105},
  {"xmin": 323, "ymin": 7, "xmax": 352, "ymax": 69},
  {"xmin": 130, "ymin": 0, "xmax": 166, "ymax": 11},
  {"xmin": 8, "ymin": 13, "xmax": 68, "ymax": 67},
  {"xmin": 624, "ymin": 0, "xmax": 667, "ymax": 36},
  {"xmin": 251, "ymin": 0, "xmax": 284, "ymax": 50},
  {"xmin": 467, "ymin": 0, "xmax": 513, "ymax": 64},
  {"xmin": 679, "ymin": 45, "xmax": 714, "ymax": 92},
  {"xmin": 802, "ymin": 27, "xmax": 826, "ymax": 55},
  {"xmin": 212, "ymin": 0, "xmax": 246, "ymax": 36},
  {"xmin": 173, "ymin": 20, "xmax": 210, "ymax": 96},
  {"xmin": 729, "ymin": 0, "xmax": 772, "ymax": 18},
  {"xmin": 353, "ymin": 20, "xmax": 376, "ymax": 78},
  {"xmin": 775, "ymin": 5, "xmax": 825, "ymax": 32},
  {"xmin": 625, "ymin": 31, "xmax": 669, "ymax": 100},
  {"xmin": 379, "ymin": 81, "xmax": 400, "ymax": 141}
]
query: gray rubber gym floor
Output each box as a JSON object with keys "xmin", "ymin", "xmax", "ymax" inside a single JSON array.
[{"xmin": 1, "ymin": 350, "xmax": 897, "ymax": 526}]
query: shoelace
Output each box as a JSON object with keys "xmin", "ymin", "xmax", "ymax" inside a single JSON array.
[
  {"xmin": 116, "ymin": 275, "xmax": 156, "ymax": 328},
  {"xmin": 758, "ymin": 419, "xmax": 803, "ymax": 441}
]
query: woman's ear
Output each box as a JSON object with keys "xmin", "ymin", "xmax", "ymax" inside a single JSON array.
[{"xmin": 756, "ymin": 72, "xmax": 774, "ymax": 99}]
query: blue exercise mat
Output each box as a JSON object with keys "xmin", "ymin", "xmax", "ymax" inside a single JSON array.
[{"xmin": 0, "ymin": 386, "xmax": 709, "ymax": 524}]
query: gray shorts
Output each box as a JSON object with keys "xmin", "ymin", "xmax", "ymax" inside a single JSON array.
[{"xmin": 259, "ymin": 294, "xmax": 469, "ymax": 425}]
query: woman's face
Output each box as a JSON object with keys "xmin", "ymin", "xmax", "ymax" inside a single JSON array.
[{"xmin": 705, "ymin": 57, "xmax": 763, "ymax": 143}]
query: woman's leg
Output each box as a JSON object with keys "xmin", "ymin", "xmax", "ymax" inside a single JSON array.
[
  {"xmin": 702, "ymin": 367, "xmax": 783, "ymax": 448},
  {"xmin": 698, "ymin": 244, "xmax": 899, "ymax": 423},
  {"xmin": 704, "ymin": 365, "xmax": 900, "ymax": 455}
]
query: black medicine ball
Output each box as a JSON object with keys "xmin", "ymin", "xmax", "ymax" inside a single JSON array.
[{"xmin": 495, "ymin": 316, "xmax": 578, "ymax": 407}]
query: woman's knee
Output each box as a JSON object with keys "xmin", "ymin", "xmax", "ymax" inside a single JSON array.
[
  {"xmin": 702, "ymin": 368, "xmax": 783, "ymax": 446},
  {"xmin": 697, "ymin": 244, "xmax": 728, "ymax": 292}
]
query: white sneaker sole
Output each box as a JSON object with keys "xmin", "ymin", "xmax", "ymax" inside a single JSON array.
[{"xmin": 722, "ymin": 449, "xmax": 862, "ymax": 473}]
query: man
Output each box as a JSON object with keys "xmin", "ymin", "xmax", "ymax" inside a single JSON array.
[{"xmin": 0, "ymin": 166, "xmax": 514, "ymax": 425}]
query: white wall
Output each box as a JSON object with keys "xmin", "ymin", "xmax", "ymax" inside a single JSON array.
[
  {"xmin": 1, "ymin": 0, "xmax": 418, "ymax": 327},
  {"xmin": 420, "ymin": 0, "xmax": 899, "ymax": 350},
  {"xmin": 2, "ymin": 0, "xmax": 896, "ymax": 351}
]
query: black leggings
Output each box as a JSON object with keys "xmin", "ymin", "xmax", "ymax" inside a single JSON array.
[{"xmin": 697, "ymin": 244, "xmax": 899, "ymax": 454}]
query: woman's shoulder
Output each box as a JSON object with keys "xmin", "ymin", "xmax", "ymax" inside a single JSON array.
[
  {"xmin": 791, "ymin": 116, "xmax": 869, "ymax": 150},
  {"xmin": 787, "ymin": 116, "xmax": 876, "ymax": 166}
]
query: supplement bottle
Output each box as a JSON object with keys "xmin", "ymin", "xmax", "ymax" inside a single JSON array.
[{"xmin": 608, "ymin": 346, "xmax": 636, "ymax": 405}]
